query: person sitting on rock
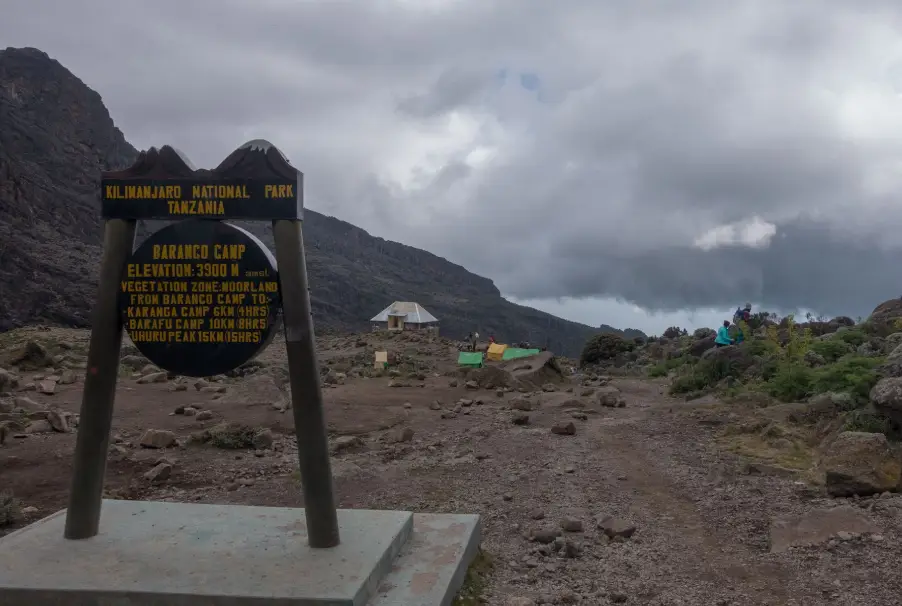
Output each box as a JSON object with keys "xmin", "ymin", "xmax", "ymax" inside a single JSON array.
[{"xmin": 715, "ymin": 320, "xmax": 734, "ymax": 347}]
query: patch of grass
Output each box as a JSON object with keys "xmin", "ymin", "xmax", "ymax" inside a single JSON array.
[
  {"xmin": 718, "ymin": 422, "xmax": 816, "ymax": 471},
  {"xmin": 670, "ymin": 356, "xmax": 742, "ymax": 395},
  {"xmin": 452, "ymin": 548, "xmax": 494, "ymax": 605},
  {"xmin": 648, "ymin": 355, "xmax": 688, "ymax": 378},
  {"xmin": 0, "ymin": 492, "xmax": 23, "ymax": 528},
  {"xmin": 208, "ymin": 422, "xmax": 257, "ymax": 449}
]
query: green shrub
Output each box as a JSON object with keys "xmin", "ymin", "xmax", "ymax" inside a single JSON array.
[
  {"xmin": 580, "ymin": 333, "xmax": 634, "ymax": 365},
  {"xmin": 834, "ymin": 329, "xmax": 867, "ymax": 347},
  {"xmin": 741, "ymin": 338, "xmax": 779, "ymax": 358},
  {"xmin": 670, "ymin": 356, "xmax": 742, "ymax": 395},
  {"xmin": 648, "ymin": 355, "xmax": 688, "ymax": 378},
  {"xmin": 765, "ymin": 364, "xmax": 814, "ymax": 402},
  {"xmin": 662, "ymin": 326, "xmax": 685, "ymax": 339},
  {"xmin": 648, "ymin": 364, "xmax": 669, "ymax": 378},
  {"xmin": 809, "ymin": 338, "xmax": 854, "ymax": 363},
  {"xmin": 763, "ymin": 355, "xmax": 882, "ymax": 404},
  {"xmin": 810, "ymin": 356, "xmax": 883, "ymax": 403},
  {"xmin": 209, "ymin": 422, "xmax": 258, "ymax": 449},
  {"xmin": 843, "ymin": 409, "xmax": 894, "ymax": 436}
]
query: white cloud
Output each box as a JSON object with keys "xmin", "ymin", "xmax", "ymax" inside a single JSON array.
[{"xmin": 693, "ymin": 217, "xmax": 777, "ymax": 251}]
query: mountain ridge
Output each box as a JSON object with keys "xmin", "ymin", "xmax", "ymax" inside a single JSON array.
[{"xmin": 0, "ymin": 46, "xmax": 645, "ymax": 356}]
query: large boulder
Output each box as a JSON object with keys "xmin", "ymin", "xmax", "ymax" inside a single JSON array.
[
  {"xmin": 870, "ymin": 378, "xmax": 902, "ymax": 426},
  {"xmin": 700, "ymin": 344, "xmax": 755, "ymax": 372},
  {"xmin": 469, "ymin": 365, "xmax": 515, "ymax": 389},
  {"xmin": 879, "ymin": 345, "xmax": 902, "ymax": 379},
  {"xmin": 869, "ymin": 298, "xmax": 902, "ymax": 326},
  {"xmin": 884, "ymin": 332, "xmax": 902, "ymax": 352},
  {"xmin": 688, "ymin": 335, "xmax": 716, "ymax": 357},
  {"xmin": 501, "ymin": 352, "xmax": 565, "ymax": 388},
  {"xmin": 819, "ymin": 431, "xmax": 901, "ymax": 497}
]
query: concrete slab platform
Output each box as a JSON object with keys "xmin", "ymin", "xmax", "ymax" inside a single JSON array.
[
  {"xmin": 372, "ymin": 513, "xmax": 482, "ymax": 606},
  {"xmin": 0, "ymin": 499, "xmax": 413, "ymax": 606}
]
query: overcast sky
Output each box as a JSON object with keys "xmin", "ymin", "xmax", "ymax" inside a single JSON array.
[{"xmin": 5, "ymin": 0, "xmax": 902, "ymax": 335}]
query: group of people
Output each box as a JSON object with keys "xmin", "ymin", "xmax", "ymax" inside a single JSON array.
[{"xmin": 715, "ymin": 303, "xmax": 752, "ymax": 348}]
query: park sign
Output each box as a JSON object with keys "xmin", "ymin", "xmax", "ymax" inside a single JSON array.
[
  {"xmin": 65, "ymin": 140, "xmax": 340, "ymax": 550},
  {"xmin": 100, "ymin": 141, "xmax": 303, "ymax": 221},
  {"xmin": 108, "ymin": 142, "xmax": 294, "ymax": 377}
]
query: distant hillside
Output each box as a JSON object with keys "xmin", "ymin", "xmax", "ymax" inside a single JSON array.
[
  {"xmin": 0, "ymin": 46, "xmax": 635, "ymax": 357},
  {"xmin": 599, "ymin": 324, "xmax": 647, "ymax": 340}
]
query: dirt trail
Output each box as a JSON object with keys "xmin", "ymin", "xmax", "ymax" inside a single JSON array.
[{"xmin": 3, "ymin": 349, "xmax": 902, "ymax": 604}]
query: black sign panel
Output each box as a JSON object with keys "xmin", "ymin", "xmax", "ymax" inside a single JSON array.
[
  {"xmin": 119, "ymin": 220, "xmax": 281, "ymax": 377},
  {"xmin": 101, "ymin": 140, "xmax": 303, "ymax": 221}
]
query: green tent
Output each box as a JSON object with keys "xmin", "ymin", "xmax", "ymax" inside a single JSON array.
[
  {"xmin": 457, "ymin": 351, "xmax": 484, "ymax": 368},
  {"xmin": 501, "ymin": 348, "xmax": 541, "ymax": 361}
]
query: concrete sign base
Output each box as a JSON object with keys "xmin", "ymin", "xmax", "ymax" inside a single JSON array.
[{"xmin": 0, "ymin": 499, "xmax": 481, "ymax": 606}]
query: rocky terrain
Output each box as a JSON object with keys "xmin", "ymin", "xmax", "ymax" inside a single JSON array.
[
  {"xmin": 3, "ymin": 298, "xmax": 902, "ymax": 604},
  {"xmin": 0, "ymin": 46, "xmax": 644, "ymax": 357}
]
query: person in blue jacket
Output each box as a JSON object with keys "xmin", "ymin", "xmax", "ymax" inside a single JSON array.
[{"xmin": 715, "ymin": 320, "xmax": 734, "ymax": 347}]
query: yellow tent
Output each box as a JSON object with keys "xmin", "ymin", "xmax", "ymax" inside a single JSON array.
[{"xmin": 486, "ymin": 343, "xmax": 508, "ymax": 361}]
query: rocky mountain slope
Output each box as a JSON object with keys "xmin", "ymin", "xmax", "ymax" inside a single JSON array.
[{"xmin": 0, "ymin": 47, "xmax": 643, "ymax": 356}]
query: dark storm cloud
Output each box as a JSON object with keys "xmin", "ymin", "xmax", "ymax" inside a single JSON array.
[{"xmin": 4, "ymin": 0, "xmax": 902, "ymax": 320}]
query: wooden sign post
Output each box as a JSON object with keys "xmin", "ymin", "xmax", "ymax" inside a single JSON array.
[{"xmin": 64, "ymin": 140, "xmax": 340, "ymax": 548}]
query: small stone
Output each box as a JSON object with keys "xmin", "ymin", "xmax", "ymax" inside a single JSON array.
[
  {"xmin": 551, "ymin": 421, "xmax": 576, "ymax": 436},
  {"xmin": 331, "ymin": 435, "xmax": 363, "ymax": 453},
  {"xmin": 465, "ymin": 380, "xmax": 478, "ymax": 390},
  {"xmin": 403, "ymin": 402, "xmax": 412, "ymax": 409},
  {"xmin": 562, "ymin": 539, "xmax": 582, "ymax": 558},
  {"xmin": 391, "ymin": 427, "xmax": 415, "ymax": 443},
  {"xmin": 137, "ymin": 371, "xmax": 168, "ymax": 384},
  {"xmin": 560, "ymin": 518, "xmax": 583, "ymax": 532},
  {"xmin": 252, "ymin": 429, "xmax": 274, "ymax": 450},
  {"xmin": 195, "ymin": 410, "xmax": 214, "ymax": 421},
  {"xmin": 597, "ymin": 515, "xmax": 636, "ymax": 539},
  {"xmin": 144, "ymin": 462, "xmax": 172, "ymax": 482},
  {"xmin": 531, "ymin": 527, "xmax": 561, "ymax": 544},
  {"xmin": 46, "ymin": 410, "xmax": 69, "ymax": 432},
  {"xmin": 183, "ymin": 407, "xmax": 198, "ymax": 417},
  {"xmin": 37, "ymin": 380, "xmax": 56, "ymax": 395},
  {"xmin": 58, "ymin": 370, "xmax": 78, "ymax": 385},
  {"xmin": 529, "ymin": 509, "xmax": 545, "ymax": 520},
  {"xmin": 512, "ymin": 413, "xmax": 530, "ymax": 425},
  {"xmin": 139, "ymin": 429, "xmax": 177, "ymax": 449}
]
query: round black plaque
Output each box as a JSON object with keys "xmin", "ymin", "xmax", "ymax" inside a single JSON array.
[{"xmin": 119, "ymin": 220, "xmax": 281, "ymax": 377}]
